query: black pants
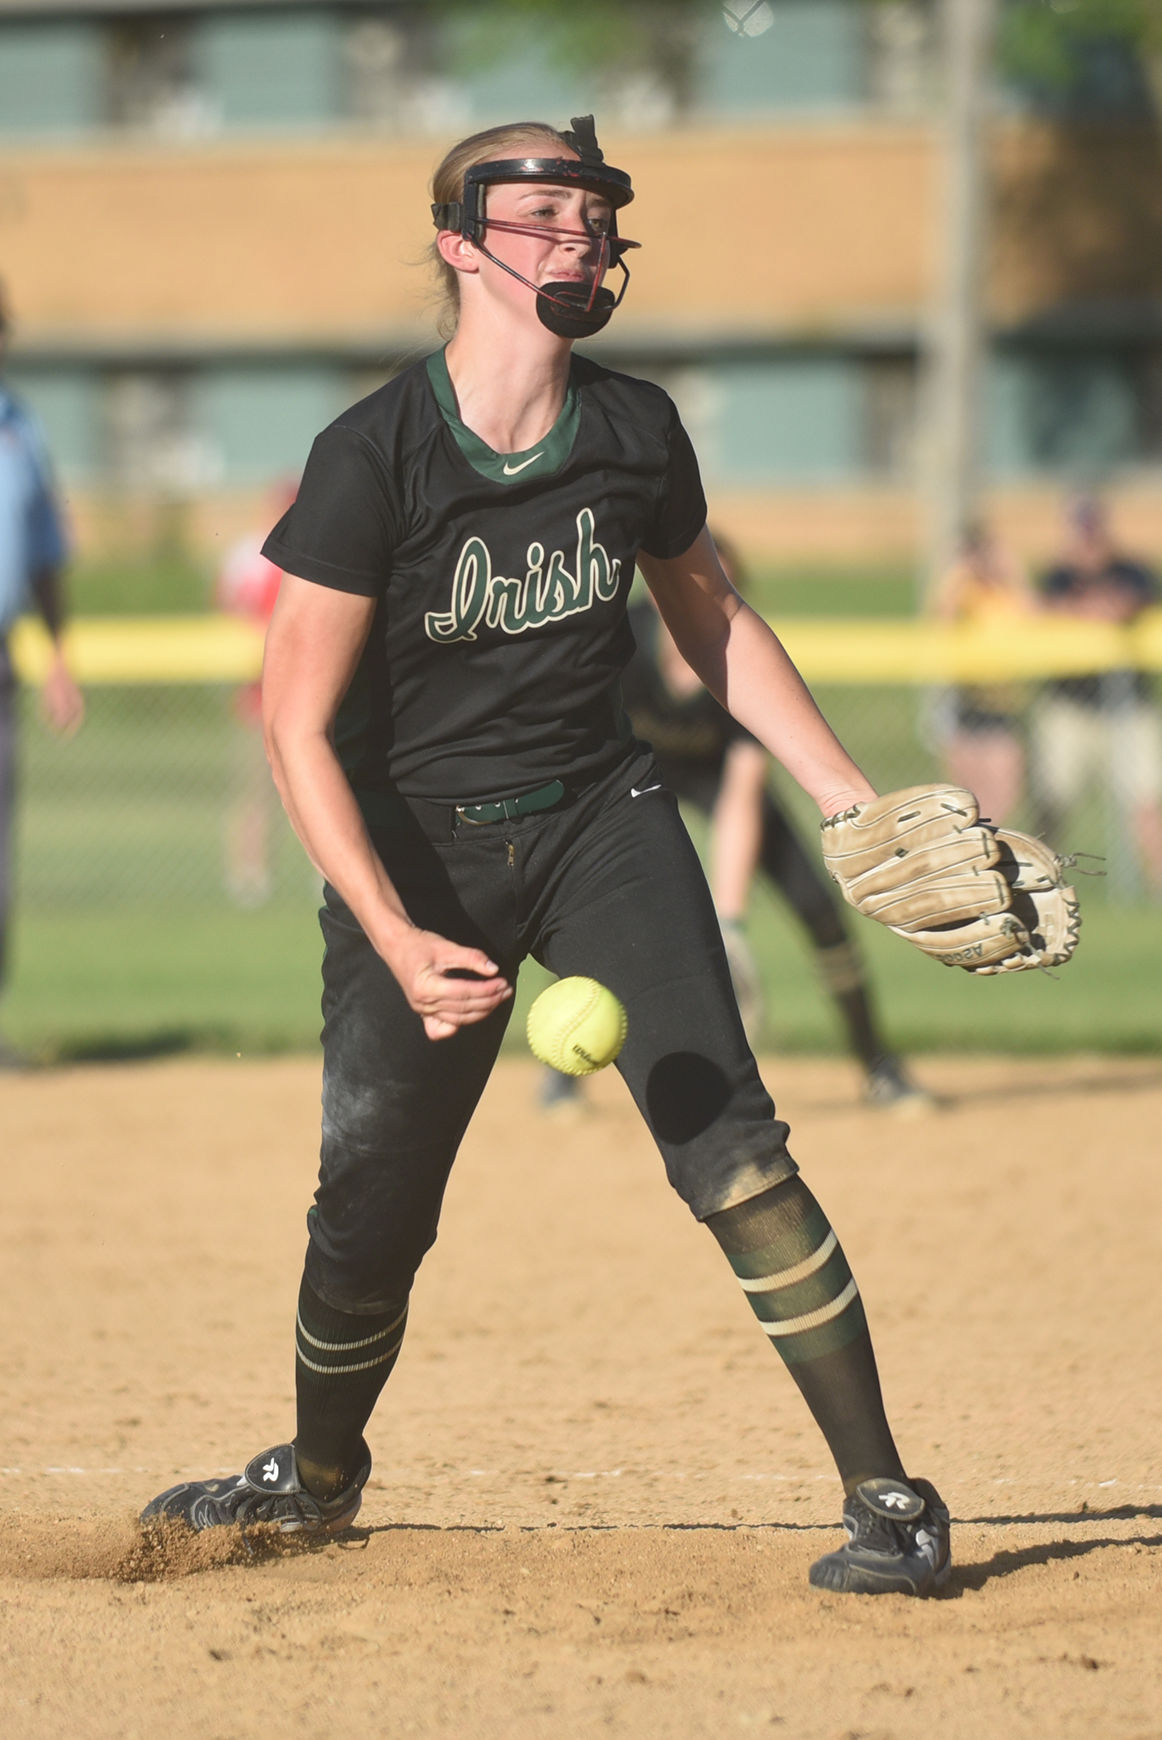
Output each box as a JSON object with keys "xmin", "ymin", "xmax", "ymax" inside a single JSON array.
[{"xmin": 309, "ymin": 749, "xmax": 797, "ymax": 1313}]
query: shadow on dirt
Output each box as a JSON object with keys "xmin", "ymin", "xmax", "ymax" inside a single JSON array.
[
  {"xmin": 793, "ymin": 1064, "xmax": 1162, "ymax": 1117},
  {"xmin": 962, "ymin": 1504, "xmax": 1162, "ymax": 1526},
  {"xmin": 952, "ymin": 1529, "xmax": 1162, "ymax": 1593}
]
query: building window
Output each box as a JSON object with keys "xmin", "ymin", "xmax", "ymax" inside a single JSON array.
[
  {"xmin": 0, "ymin": 17, "xmax": 103, "ymax": 137},
  {"xmin": 198, "ymin": 7, "xmax": 342, "ymax": 132},
  {"xmin": 4, "ymin": 366, "xmax": 99, "ymax": 481},
  {"xmin": 986, "ymin": 347, "xmax": 1152, "ymax": 475},
  {"xmin": 103, "ymin": 370, "xmax": 215, "ymax": 494},
  {"xmin": 1022, "ymin": 351, "xmax": 1139, "ymax": 471},
  {"xmin": 863, "ymin": 1, "xmax": 936, "ymax": 114},
  {"xmin": 105, "ymin": 12, "xmax": 215, "ymax": 136},
  {"xmin": 863, "ymin": 354, "xmax": 919, "ymax": 477},
  {"xmin": 341, "ymin": 6, "xmax": 462, "ymax": 132},
  {"xmin": 700, "ymin": 0, "xmax": 862, "ymax": 116},
  {"xmin": 705, "ymin": 354, "xmax": 863, "ymax": 483},
  {"xmin": 198, "ymin": 363, "xmax": 346, "ymax": 483}
]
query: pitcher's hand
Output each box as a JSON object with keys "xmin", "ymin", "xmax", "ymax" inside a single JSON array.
[{"xmin": 382, "ymin": 926, "xmax": 512, "ymax": 1041}]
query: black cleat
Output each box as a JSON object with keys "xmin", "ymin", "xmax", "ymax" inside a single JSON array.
[
  {"xmin": 537, "ymin": 1067, "xmax": 586, "ymax": 1116},
  {"xmin": 0, "ymin": 1035, "xmax": 33, "ymax": 1072},
  {"xmin": 862, "ymin": 1056, "xmax": 935, "ymax": 1116},
  {"xmin": 140, "ymin": 1441, "xmax": 370, "ymax": 1536},
  {"xmin": 809, "ymin": 1475, "xmax": 951, "ymax": 1596}
]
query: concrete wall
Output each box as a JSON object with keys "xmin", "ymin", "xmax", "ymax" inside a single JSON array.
[
  {"xmin": 5, "ymin": 122, "xmax": 1159, "ymax": 349},
  {"xmin": 0, "ymin": 125, "xmax": 936, "ymax": 348}
]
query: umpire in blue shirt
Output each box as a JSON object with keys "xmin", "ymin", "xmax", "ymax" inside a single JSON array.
[{"xmin": 0, "ymin": 285, "xmax": 83, "ymax": 1063}]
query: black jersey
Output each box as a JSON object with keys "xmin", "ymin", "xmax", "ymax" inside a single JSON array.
[
  {"xmin": 262, "ymin": 349, "xmax": 706, "ymax": 803},
  {"xmin": 1040, "ymin": 556, "xmax": 1160, "ymax": 706},
  {"xmin": 621, "ymin": 602, "xmax": 754, "ymax": 788}
]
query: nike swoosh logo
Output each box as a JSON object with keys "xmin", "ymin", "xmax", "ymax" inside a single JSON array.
[
  {"xmin": 502, "ymin": 452, "xmax": 544, "ymax": 476},
  {"xmin": 630, "ymin": 784, "xmax": 662, "ymax": 798}
]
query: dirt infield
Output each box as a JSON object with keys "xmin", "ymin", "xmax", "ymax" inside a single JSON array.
[{"xmin": 2, "ymin": 1051, "xmax": 1161, "ymax": 1739}]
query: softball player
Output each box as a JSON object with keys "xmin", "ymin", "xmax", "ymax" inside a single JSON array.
[
  {"xmin": 141, "ymin": 117, "xmax": 949, "ymax": 1596},
  {"xmin": 540, "ymin": 530, "xmax": 932, "ymax": 1113},
  {"xmin": 0, "ymin": 289, "xmax": 84, "ymax": 1066}
]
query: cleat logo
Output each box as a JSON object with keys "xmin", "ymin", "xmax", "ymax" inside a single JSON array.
[
  {"xmin": 262, "ymin": 1458, "xmax": 279, "ymax": 1483},
  {"xmin": 915, "ymin": 1526, "xmax": 937, "ymax": 1562},
  {"xmin": 881, "ymin": 1489, "xmax": 912, "ymax": 1510}
]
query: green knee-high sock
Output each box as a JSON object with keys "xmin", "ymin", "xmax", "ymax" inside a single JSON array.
[
  {"xmin": 293, "ymin": 1275, "xmax": 408, "ymax": 1501},
  {"xmin": 706, "ymin": 1176, "xmax": 906, "ymax": 1495}
]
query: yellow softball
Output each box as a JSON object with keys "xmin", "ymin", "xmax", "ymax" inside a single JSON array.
[{"xmin": 526, "ymin": 976, "xmax": 627, "ymax": 1076}]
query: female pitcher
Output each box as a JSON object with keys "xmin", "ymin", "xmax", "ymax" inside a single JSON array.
[{"xmin": 141, "ymin": 117, "xmax": 949, "ymax": 1597}]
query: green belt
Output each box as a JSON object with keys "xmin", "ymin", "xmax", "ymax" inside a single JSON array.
[{"xmin": 455, "ymin": 779, "xmax": 567, "ymax": 826}]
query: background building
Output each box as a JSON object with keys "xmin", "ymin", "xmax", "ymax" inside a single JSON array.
[{"xmin": 3, "ymin": 0, "xmax": 1162, "ymax": 565}]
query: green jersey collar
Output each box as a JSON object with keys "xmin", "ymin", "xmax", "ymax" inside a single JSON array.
[{"xmin": 426, "ymin": 348, "xmax": 581, "ymax": 485}]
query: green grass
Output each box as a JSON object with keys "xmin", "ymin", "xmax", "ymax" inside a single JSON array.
[
  {"xmin": 70, "ymin": 552, "xmax": 214, "ymax": 617},
  {"xmin": 67, "ymin": 555, "xmax": 919, "ymax": 624},
  {"xmin": 3, "ymin": 889, "xmax": 1158, "ymax": 1064},
  {"xmin": 3, "ymin": 906, "xmax": 323, "ymax": 1060},
  {"xmin": 746, "ymin": 563, "xmax": 920, "ymax": 620},
  {"xmin": 747, "ymin": 896, "xmax": 1162, "ymax": 1056},
  {"xmin": 5, "ymin": 557, "xmax": 1150, "ymax": 1060},
  {"xmin": 679, "ymin": 805, "xmax": 1160, "ymax": 1056}
]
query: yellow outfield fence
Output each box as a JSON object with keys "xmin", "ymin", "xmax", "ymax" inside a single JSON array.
[
  {"xmin": 11, "ymin": 615, "xmax": 266, "ymax": 685},
  {"xmin": 772, "ymin": 611, "xmax": 1162, "ymax": 684},
  {"xmin": 11, "ymin": 609, "xmax": 1162, "ymax": 685}
]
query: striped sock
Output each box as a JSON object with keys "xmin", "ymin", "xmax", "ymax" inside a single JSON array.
[
  {"xmin": 293, "ymin": 1276, "xmax": 409, "ymax": 1500},
  {"xmin": 707, "ymin": 1176, "xmax": 906, "ymax": 1493}
]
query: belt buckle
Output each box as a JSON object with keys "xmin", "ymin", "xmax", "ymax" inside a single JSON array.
[{"xmin": 455, "ymin": 802, "xmax": 496, "ymax": 827}]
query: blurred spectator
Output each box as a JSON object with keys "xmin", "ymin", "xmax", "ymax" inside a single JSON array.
[
  {"xmin": 214, "ymin": 480, "xmax": 295, "ymax": 906},
  {"xmin": 932, "ymin": 520, "xmax": 1034, "ymax": 823},
  {"xmin": 0, "ymin": 284, "xmax": 84, "ymax": 1066},
  {"xmin": 541, "ymin": 530, "xmax": 930, "ymax": 1116},
  {"xmin": 1031, "ymin": 495, "xmax": 1162, "ymax": 896}
]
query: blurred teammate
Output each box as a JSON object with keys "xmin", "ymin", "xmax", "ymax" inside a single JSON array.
[
  {"xmin": 0, "ymin": 285, "xmax": 84, "ymax": 1067},
  {"xmin": 214, "ymin": 481, "xmax": 295, "ymax": 905},
  {"xmin": 541, "ymin": 530, "xmax": 930, "ymax": 1114},
  {"xmin": 932, "ymin": 520, "xmax": 1033, "ymax": 825},
  {"xmin": 140, "ymin": 117, "xmax": 950, "ymax": 1596},
  {"xmin": 1032, "ymin": 495, "xmax": 1162, "ymax": 894}
]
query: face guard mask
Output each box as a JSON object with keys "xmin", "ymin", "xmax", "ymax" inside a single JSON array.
[{"xmin": 431, "ymin": 115, "xmax": 639, "ymax": 338}]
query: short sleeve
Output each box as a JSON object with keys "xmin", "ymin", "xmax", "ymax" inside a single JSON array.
[
  {"xmin": 261, "ymin": 424, "xmax": 399, "ymax": 596},
  {"xmin": 639, "ymin": 412, "xmax": 707, "ymax": 560}
]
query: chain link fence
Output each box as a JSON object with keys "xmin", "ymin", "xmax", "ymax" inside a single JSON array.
[
  {"xmin": 17, "ymin": 681, "xmax": 313, "ymax": 913},
  {"xmin": 7, "ymin": 619, "xmax": 1160, "ymax": 1057},
  {"xmin": 13, "ymin": 661, "xmax": 1159, "ymax": 917}
]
